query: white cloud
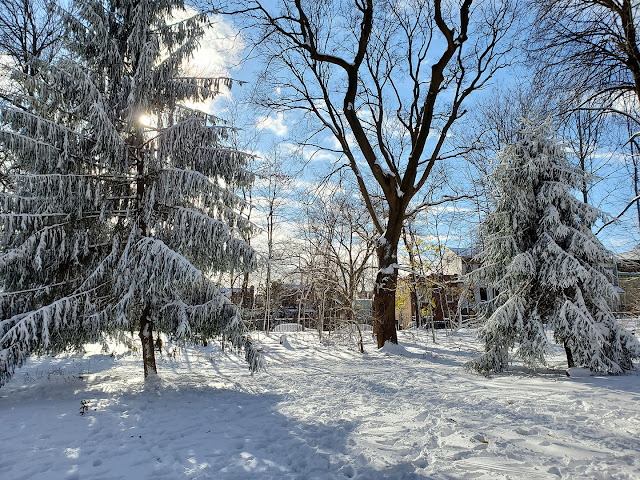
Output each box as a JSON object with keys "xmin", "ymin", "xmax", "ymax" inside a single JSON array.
[
  {"xmin": 609, "ymin": 238, "xmax": 630, "ymax": 248},
  {"xmin": 171, "ymin": 9, "xmax": 243, "ymax": 78},
  {"xmin": 170, "ymin": 9, "xmax": 245, "ymax": 115},
  {"xmin": 256, "ymin": 112, "xmax": 288, "ymax": 137},
  {"xmin": 327, "ymin": 133, "xmax": 356, "ymax": 150}
]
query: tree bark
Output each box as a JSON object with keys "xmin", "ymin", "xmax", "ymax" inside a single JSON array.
[
  {"xmin": 241, "ymin": 271, "xmax": 250, "ymax": 308},
  {"xmin": 318, "ymin": 288, "xmax": 325, "ymax": 340},
  {"xmin": 139, "ymin": 303, "xmax": 157, "ymax": 377},
  {"xmin": 373, "ymin": 229, "xmax": 400, "ymax": 348},
  {"xmin": 564, "ymin": 342, "xmax": 575, "ymax": 369},
  {"xmin": 355, "ymin": 319, "xmax": 365, "ymax": 354},
  {"xmin": 264, "ymin": 200, "xmax": 273, "ymax": 333}
]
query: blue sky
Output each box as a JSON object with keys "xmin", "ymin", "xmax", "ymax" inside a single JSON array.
[{"xmin": 197, "ymin": 10, "xmax": 640, "ymax": 256}]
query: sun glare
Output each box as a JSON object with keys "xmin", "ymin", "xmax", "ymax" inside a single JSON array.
[{"xmin": 138, "ymin": 114, "xmax": 152, "ymax": 126}]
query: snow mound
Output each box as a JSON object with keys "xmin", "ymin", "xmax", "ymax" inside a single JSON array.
[
  {"xmin": 380, "ymin": 341, "xmax": 409, "ymax": 355},
  {"xmin": 379, "ymin": 340, "xmax": 428, "ymax": 359}
]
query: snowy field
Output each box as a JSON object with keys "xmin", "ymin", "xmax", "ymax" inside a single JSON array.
[{"xmin": 1, "ymin": 328, "xmax": 639, "ymax": 480}]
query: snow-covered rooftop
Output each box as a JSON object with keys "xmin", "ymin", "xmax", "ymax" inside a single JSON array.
[{"xmin": 449, "ymin": 247, "xmax": 480, "ymax": 259}]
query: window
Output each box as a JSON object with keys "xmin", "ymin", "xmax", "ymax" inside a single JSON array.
[
  {"xmin": 446, "ymin": 288, "xmax": 455, "ymax": 303},
  {"xmin": 479, "ymin": 287, "xmax": 488, "ymax": 302}
]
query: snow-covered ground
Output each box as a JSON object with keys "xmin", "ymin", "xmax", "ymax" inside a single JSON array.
[{"xmin": 1, "ymin": 328, "xmax": 639, "ymax": 479}]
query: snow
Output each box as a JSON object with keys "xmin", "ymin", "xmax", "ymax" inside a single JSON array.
[
  {"xmin": 566, "ymin": 367, "xmax": 593, "ymax": 378},
  {"xmin": 335, "ymin": 323, "xmax": 374, "ymax": 335},
  {"xmin": 380, "ymin": 340, "xmax": 411, "ymax": 355},
  {"xmin": 379, "ymin": 263, "xmax": 399, "ymax": 275},
  {"xmin": 372, "ymin": 159, "xmax": 393, "ymax": 178},
  {"xmin": 1, "ymin": 329, "xmax": 640, "ymax": 479}
]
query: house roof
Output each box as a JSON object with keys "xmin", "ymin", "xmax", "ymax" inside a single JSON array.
[
  {"xmin": 615, "ymin": 249, "xmax": 640, "ymax": 262},
  {"xmin": 615, "ymin": 248, "xmax": 640, "ymax": 272},
  {"xmin": 449, "ymin": 247, "xmax": 480, "ymax": 259}
]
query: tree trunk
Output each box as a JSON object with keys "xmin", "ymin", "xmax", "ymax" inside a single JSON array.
[
  {"xmin": 354, "ymin": 319, "xmax": 365, "ymax": 354},
  {"xmin": 241, "ymin": 271, "xmax": 250, "ymax": 308},
  {"xmin": 373, "ymin": 234, "xmax": 399, "ymax": 348},
  {"xmin": 139, "ymin": 304, "xmax": 157, "ymax": 377},
  {"xmin": 318, "ymin": 289, "xmax": 325, "ymax": 340},
  {"xmin": 133, "ymin": 131, "xmax": 156, "ymax": 377},
  {"xmin": 264, "ymin": 203, "xmax": 273, "ymax": 334},
  {"xmin": 564, "ymin": 342, "xmax": 575, "ymax": 369},
  {"xmin": 630, "ymin": 135, "xmax": 640, "ymax": 229}
]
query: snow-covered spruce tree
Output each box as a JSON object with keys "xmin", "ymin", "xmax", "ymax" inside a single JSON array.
[
  {"xmin": 468, "ymin": 120, "xmax": 640, "ymax": 374},
  {"xmin": 0, "ymin": 0, "xmax": 263, "ymax": 386}
]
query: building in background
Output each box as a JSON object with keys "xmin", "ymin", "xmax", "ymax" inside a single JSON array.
[{"xmin": 396, "ymin": 247, "xmax": 494, "ymax": 329}]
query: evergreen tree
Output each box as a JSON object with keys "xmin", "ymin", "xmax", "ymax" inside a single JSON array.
[
  {"xmin": 0, "ymin": 0, "xmax": 263, "ymax": 387},
  {"xmin": 468, "ymin": 120, "xmax": 640, "ymax": 374}
]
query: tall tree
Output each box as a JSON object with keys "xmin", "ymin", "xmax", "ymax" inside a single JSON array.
[
  {"xmin": 254, "ymin": 144, "xmax": 295, "ymax": 332},
  {"xmin": 468, "ymin": 120, "xmax": 640, "ymax": 374},
  {"xmin": 0, "ymin": 0, "xmax": 262, "ymax": 387},
  {"xmin": 231, "ymin": 0, "xmax": 517, "ymax": 347}
]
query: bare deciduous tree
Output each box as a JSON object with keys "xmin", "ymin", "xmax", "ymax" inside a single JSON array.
[
  {"xmin": 0, "ymin": 0, "xmax": 63, "ymax": 88},
  {"xmin": 302, "ymin": 181, "xmax": 377, "ymax": 337},
  {"xmin": 228, "ymin": 0, "xmax": 517, "ymax": 347},
  {"xmin": 254, "ymin": 145, "xmax": 295, "ymax": 332},
  {"xmin": 532, "ymin": 0, "xmax": 640, "ymax": 120}
]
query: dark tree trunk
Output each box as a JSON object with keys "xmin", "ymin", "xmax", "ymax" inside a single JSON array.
[
  {"xmin": 132, "ymin": 121, "xmax": 156, "ymax": 377},
  {"xmin": 241, "ymin": 271, "xmax": 250, "ymax": 308},
  {"xmin": 411, "ymin": 290, "xmax": 419, "ymax": 327},
  {"xmin": 373, "ymin": 229, "xmax": 400, "ymax": 348},
  {"xmin": 139, "ymin": 304, "xmax": 157, "ymax": 377},
  {"xmin": 564, "ymin": 342, "xmax": 575, "ymax": 369},
  {"xmin": 354, "ymin": 312, "xmax": 365, "ymax": 354}
]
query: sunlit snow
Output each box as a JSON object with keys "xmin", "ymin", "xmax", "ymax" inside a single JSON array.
[{"xmin": 1, "ymin": 328, "xmax": 639, "ymax": 479}]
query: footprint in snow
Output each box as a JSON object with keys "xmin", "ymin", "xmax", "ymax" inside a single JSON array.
[
  {"xmin": 451, "ymin": 450, "xmax": 472, "ymax": 461},
  {"xmin": 547, "ymin": 466, "xmax": 562, "ymax": 476}
]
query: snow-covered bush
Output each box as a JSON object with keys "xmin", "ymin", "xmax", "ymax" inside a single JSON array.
[
  {"xmin": 0, "ymin": 0, "xmax": 262, "ymax": 386},
  {"xmin": 468, "ymin": 120, "xmax": 640, "ymax": 374}
]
